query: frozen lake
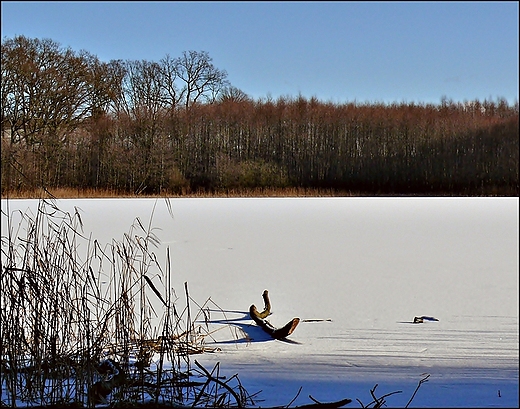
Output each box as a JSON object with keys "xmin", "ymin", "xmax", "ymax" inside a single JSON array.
[{"xmin": 1, "ymin": 197, "xmax": 518, "ymax": 407}]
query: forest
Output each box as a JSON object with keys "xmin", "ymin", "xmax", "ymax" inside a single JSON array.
[{"xmin": 2, "ymin": 35, "xmax": 518, "ymax": 197}]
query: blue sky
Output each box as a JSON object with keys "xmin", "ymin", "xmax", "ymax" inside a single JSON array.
[{"xmin": 1, "ymin": 1, "xmax": 518, "ymax": 105}]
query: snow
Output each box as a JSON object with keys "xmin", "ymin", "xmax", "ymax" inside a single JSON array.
[{"xmin": 1, "ymin": 197, "xmax": 518, "ymax": 407}]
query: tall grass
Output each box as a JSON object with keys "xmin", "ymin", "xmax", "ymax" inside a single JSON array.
[{"xmin": 0, "ymin": 198, "xmax": 255, "ymax": 407}]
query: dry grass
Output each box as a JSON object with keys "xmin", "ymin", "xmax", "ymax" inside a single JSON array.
[
  {"xmin": 1, "ymin": 186, "xmax": 361, "ymax": 199},
  {"xmin": 3, "ymin": 185, "xmax": 508, "ymax": 200}
]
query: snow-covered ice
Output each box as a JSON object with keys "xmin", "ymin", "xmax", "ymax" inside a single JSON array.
[{"xmin": 1, "ymin": 197, "xmax": 518, "ymax": 407}]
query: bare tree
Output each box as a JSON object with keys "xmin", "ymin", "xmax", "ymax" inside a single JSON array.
[
  {"xmin": 218, "ymin": 86, "xmax": 251, "ymax": 103},
  {"xmin": 158, "ymin": 54, "xmax": 183, "ymax": 109},
  {"xmin": 175, "ymin": 50, "xmax": 229, "ymax": 108},
  {"xmin": 1, "ymin": 36, "xmax": 119, "ymax": 145},
  {"xmin": 86, "ymin": 58, "xmax": 126, "ymax": 118},
  {"xmin": 116, "ymin": 60, "xmax": 166, "ymax": 120}
]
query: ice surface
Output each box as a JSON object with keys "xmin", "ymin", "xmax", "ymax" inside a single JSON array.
[{"xmin": 1, "ymin": 197, "xmax": 518, "ymax": 407}]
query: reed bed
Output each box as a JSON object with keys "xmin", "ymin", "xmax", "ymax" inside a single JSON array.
[{"xmin": 0, "ymin": 198, "xmax": 256, "ymax": 407}]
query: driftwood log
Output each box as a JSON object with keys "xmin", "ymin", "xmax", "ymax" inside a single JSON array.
[{"xmin": 249, "ymin": 290, "xmax": 300, "ymax": 340}]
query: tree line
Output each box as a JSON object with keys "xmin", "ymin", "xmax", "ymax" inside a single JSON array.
[{"xmin": 2, "ymin": 35, "xmax": 518, "ymax": 196}]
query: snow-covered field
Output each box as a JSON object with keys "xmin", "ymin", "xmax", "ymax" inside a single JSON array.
[{"xmin": 1, "ymin": 197, "xmax": 518, "ymax": 407}]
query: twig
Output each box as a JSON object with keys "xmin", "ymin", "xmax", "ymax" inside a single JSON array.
[
  {"xmin": 285, "ymin": 386, "xmax": 303, "ymax": 407},
  {"xmin": 405, "ymin": 373, "xmax": 430, "ymax": 408},
  {"xmin": 360, "ymin": 384, "xmax": 403, "ymax": 408},
  {"xmin": 309, "ymin": 395, "xmax": 321, "ymax": 404},
  {"xmin": 194, "ymin": 359, "xmax": 244, "ymax": 408},
  {"xmin": 301, "ymin": 318, "xmax": 332, "ymax": 322},
  {"xmin": 369, "ymin": 384, "xmax": 384, "ymax": 408}
]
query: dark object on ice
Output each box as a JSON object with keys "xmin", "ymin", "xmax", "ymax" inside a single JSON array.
[
  {"xmin": 88, "ymin": 359, "xmax": 126, "ymax": 404},
  {"xmin": 249, "ymin": 290, "xmax": 300, "ymax": 339},
  {"xmin": 250, "ymin": 305, "xmax": 300, "ymax": 339},
  {"xmin": 413, "ymin": 316, "xmax": 439, "ymax": 324},
  {"xmin": 88, "ymin": 359, "xmax": 177, "ymax": 405},
  {"xmin": 272, "ymin": 397, "xmax": 353, "ymax": 408}
]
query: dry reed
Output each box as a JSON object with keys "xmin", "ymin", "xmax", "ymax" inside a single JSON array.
[
  {"xmin": 1, "ymin": 186, "xmax": 360, "ymax": 200},
  {"xmin": 0, "ymin": 197, "xmax": 255, "ymax": 407}
]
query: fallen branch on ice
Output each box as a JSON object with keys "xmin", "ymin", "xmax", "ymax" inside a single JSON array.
[{"xmin": 249, "ymin": 290, "xmax": 300, "ymax": 339}]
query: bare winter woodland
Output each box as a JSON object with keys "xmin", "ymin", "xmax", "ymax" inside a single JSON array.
[{"xmin": 2, "ymin": 35, "xmax": 518, "ymax": 197}]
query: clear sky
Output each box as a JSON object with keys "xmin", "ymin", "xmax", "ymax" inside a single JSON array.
[{"xmin": 1, "ymin": 1, "xmax": 518, "ymax": 105}]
